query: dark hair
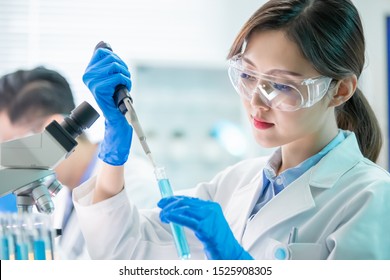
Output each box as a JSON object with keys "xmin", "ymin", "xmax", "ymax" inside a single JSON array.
[
  {"xmin": 228, "ymin": 0, "xmax": 382, "ymax": 162},
  {"xmin": 0, "ymin": 66, "xmax": 75, "ymax": 123}
]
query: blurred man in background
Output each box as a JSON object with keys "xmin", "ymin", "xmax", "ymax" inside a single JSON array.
[
  {"xmin": 0, "ymin": 67, "xmax": 158, "ymax": 259},
  {"xmin": 0, "ymin": 66, "xmax": 76, "ymax": 212}
]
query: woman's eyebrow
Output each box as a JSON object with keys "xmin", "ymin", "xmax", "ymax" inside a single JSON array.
[
  {"xmin": 242, "ymin": 56, "xmax": 303, "ymax": 77},
  {"xmin": 242, "ymin": 56, "xmax": 257, "ymax": 67},
  {"xmin": 266, "ymin": 69, "xmax": 303, "ymax": 77}
]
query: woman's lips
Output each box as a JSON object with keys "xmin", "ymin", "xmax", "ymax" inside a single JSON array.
[{"xmin": 253, "ymin": 118, "xmax": 274, "ymax": 129}]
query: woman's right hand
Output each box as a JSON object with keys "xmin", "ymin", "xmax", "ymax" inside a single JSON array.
[{"xmin": 83, "ymin": 47, "xmax": 133, "ymax": 166}]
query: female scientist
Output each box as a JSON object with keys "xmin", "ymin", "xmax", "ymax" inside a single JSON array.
[{"xmin": 74, "ymin": 0, "xmax": 390, "ymax": 259}]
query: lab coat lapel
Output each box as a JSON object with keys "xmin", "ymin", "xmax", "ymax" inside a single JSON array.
[
  {"xmin": 242, "ymin": 132, "xmax": 363, "ymax": 249},
  {"xmin": 243, "ymin": 171, "xmax": 315, "ymax": 246},
  {"xmin": 224, "ymin": 172, "xmax": 264, "ymax": 241}
]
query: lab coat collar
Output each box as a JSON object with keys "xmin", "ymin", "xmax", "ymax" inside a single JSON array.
[
  {"xmin": 242, "ymin": 168, "xmax": 315, "ymax": 248},
  {"xmin": 225, "ymin": 171, "xmax": 265, "ymax": 242},
  {"xmin": 308, "ymin": 131, "xmax": 363, "ymax": 188},
  {"xmin": 241, "ymin": 131, "xmax": 364, "ymax": 248}
]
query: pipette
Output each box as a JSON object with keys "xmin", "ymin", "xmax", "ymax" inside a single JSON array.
[{"xmin": 94, "ymin": 41, "xmax": 191, "ymax": 259}]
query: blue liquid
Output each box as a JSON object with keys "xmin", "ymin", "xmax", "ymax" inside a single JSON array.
[
  {"xmin": 158, "ymin": 179, "xmax": 191, "ymax": 259},
  {"xmin": 16, "ymin": 243, "xmax": 28, "ymax": 260},
  {"xmin": 33, "ymin": 240, "xmax": 46, "ymax": 260},
  {"xmin": 158, "ymin": 178, "xmax": 174, "ymax": 197},
  {"xmin": 1, "ymin": 237, "xmax": 10, "ymax": 260}
]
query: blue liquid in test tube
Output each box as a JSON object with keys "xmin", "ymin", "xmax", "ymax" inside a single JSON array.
[
  {"xmin": 1, "ymin": 237, "xmax": 10, "ymax": 260},
  {"xmin": 16, "ymin": 243, "xmax": 28, "ymax": 260},
  {"xmin": 33, "ymin": 239, "xmax": 46, "ymax": 260},
  {"xmin": 155, "ymin": 167, "xmax": 190, "ymax": 259}
]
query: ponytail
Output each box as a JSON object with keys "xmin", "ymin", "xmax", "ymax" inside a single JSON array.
[{"xmin": 336, "ymin": 88, "xmax": 382, "ymax": 162}]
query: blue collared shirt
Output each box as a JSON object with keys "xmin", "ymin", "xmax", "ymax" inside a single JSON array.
[{"xmin": 250, "ymin": 130, "xmax": 346, "ymax": 217}]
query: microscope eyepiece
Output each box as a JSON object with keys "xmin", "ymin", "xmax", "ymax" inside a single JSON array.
[
  {"xmin": 61, "ymin": 101, "xmax": 100, "ymax": 139},
  {"xmin": 45, "ymin": 101, "xmax": 100, "ymax": 153}
]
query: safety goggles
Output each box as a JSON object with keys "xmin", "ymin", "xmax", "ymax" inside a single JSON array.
[{"xmin": 228, "ymin": 54, "xmax": 333, "ymax": 111}]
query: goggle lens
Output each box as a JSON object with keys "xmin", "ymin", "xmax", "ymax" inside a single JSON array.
[
  {"xmin": 230, "ymin": 67, "xmax": 304, "ymax": 111},
  {"xmin": 228, "ymin": 55, "xmax": 332, "ymax": 111}
]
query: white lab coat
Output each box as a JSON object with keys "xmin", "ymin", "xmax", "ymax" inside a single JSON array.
[
  {"xmin": 73, "ymin": 132, "xmax": 390, "ymax": 259},
  {"xmin": 53, "ymin": 153, "xmax": 158, "ymax": 260}
]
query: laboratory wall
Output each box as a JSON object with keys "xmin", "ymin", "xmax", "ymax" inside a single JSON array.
[
  {"xmin": 0, "ymin": 0, "xmax": 389, "ymax": 188},
  {"xmin": 352, "ymin": 0, "xmax": 390, "ymax": 169}
]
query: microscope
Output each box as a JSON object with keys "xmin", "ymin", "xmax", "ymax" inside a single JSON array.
[{"xmin": 0, "ymin": 101, "xmax": 99, "ymax": 214}]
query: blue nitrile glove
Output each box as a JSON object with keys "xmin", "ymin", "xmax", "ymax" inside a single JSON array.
[
  {"xmin": 83, "ymin": 48, "xmax": 133, "ymax": 165},
  {"xmin": 158, "ymin": 195, "xmax": 254, "ymax": 260}
]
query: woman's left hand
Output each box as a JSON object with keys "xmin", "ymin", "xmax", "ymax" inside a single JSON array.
[{"xmin": 158, "ymin": 195, "xmax": 253, "ymax": 260}]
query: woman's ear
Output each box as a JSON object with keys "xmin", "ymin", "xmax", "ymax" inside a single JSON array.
[{"xmin": 328, "ymin": 75, "xmax": 357, "ymax": 107}]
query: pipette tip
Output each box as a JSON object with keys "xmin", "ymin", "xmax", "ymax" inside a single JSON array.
[{"xmin": 147, "ymin": 153, "xmax": 157, "ymax": 168}]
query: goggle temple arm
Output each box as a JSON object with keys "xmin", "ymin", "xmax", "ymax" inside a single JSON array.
[{"xmin": 305, "ymin": 78, "xmax": 332, "ymax": 107}]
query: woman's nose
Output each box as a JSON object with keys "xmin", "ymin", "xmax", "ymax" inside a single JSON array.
[{"xmin": 250, "ymin": 90, "xmax": 270, "ymax": 111}]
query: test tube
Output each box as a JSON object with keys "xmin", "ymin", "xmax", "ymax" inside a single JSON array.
[
  {"xmin": 0, "ymin": 234, "xmax": 10, "ymax": 260},
  {"xmin": 0, "ymin": 214, "xmax": 11, "ymax": 260},
  {"xmin": 14, "ymin": 215, "xmax": 29, "ymax": 260},
  {"xmin": 154, "ymin": 166, "xmax": 190, "ymax": 260},
  {"xmin": 32, "ymin": 214, "xmax": 54, "ymax": 260}
]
